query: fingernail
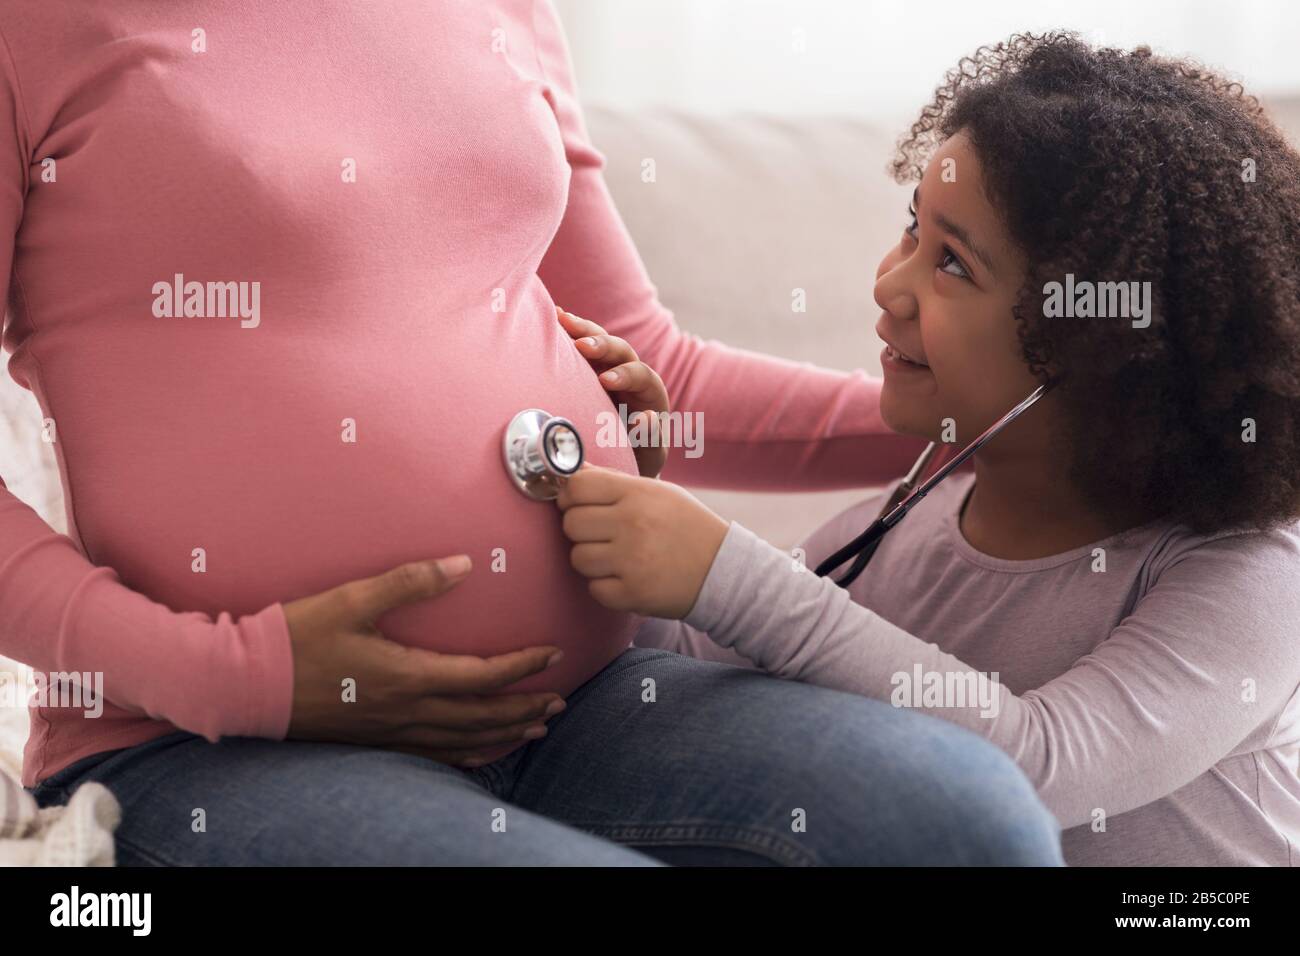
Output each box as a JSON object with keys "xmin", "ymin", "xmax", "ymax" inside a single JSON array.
[
  {"xmin": 438, "ymin": 555, "xmax": 471, "ymax": 578},
  {"xmin": 544, "ymin": 699, "xmax": 566, "ymax": 717},
  {"xmin": 547, "ymin": 651, "xmax": 564, "ymax": 667},
  {"xmin": 583, "ymin": 336, "xmax": 599, "ymax": 348},
  {"xmin": 523, "ymin": 725, "xmax": 548, "ymax": 740},
  {"xmin": 601, "ymin": 370, "xmax": 619, "ymax": 383}
]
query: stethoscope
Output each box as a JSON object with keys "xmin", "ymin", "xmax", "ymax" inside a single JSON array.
[
  {"xmin": 502, "ymin": 382, "xmax": 1051, "ymax": 587},
  {"xmin": 503, "ymin": 408, "xmax": 586, "ymax": 500},
  {"xmin": 813, "ymin": 382, "xmax": 1053, "ymax": 587}
]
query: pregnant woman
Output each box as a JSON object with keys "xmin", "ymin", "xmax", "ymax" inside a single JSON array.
[{"xmin": 3, "ymin": 2, "xmax": 1063, "ymax": 865}]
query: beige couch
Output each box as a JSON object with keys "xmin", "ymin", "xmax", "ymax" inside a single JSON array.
[{"xmin": 584, "ymin": 106, "xmax": 912, "ymax": 547}]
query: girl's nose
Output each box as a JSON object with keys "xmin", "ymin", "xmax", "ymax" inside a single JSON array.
[{"xmin": 873, "ymin": 258, "xmax": 919, "ymax": 324}]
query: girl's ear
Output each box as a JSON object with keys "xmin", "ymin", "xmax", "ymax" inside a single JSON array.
[
  {"xmin": 1011, "ymin": 326, "xmax": 1056, "ymax": 384},
  {"xmin": 1012, "ymin": 284, "xmax": 1064, "ymax": 386},
  {"xmin": 1035, "ymin": 362, "xmax": 1063, "ymax": 386}
]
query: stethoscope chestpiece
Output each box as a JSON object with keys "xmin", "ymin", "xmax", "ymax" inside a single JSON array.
[{"xmin": 503, "ymin": 408, "xmax": 585, "ymax": 500}]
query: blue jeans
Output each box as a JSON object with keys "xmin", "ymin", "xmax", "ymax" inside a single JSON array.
[{"xmin": 27, "ymin": 648, "xmax": 1064, "ymax": 865}]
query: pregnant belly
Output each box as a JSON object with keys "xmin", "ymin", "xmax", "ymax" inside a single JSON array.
[{"xmin": 56, "ymin": 309, "xmax": 643, "ymax": 748}]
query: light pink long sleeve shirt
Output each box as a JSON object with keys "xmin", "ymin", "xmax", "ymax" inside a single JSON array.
[
  {"xmin": 639, "ymin": 474, "xmax": 1300, "ymax": 866},
  {"xmin": 0, "ymin": 1, "xmax": 925, "ymax": 787}
]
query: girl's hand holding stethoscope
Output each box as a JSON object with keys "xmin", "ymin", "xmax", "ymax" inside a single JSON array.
[
  {"xmin": 556, "ymin": 466, "xmax": 729, "ymax": 619},
  {"xmin": 556, "ymin": 306, "xmax": 669, "ymax": 479}
]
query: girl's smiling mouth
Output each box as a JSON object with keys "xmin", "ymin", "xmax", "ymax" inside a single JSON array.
[
  {"xmin": 878, "ymin": 328, "xmax": 931, "ymax": 372},
  {"xmin": 882, "ymin": 343, "xmax": 930, "ymax": 369}
]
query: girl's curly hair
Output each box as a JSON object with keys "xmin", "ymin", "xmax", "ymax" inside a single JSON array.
[{"xmin": 892, "ymin": 31, "xmax": 1300, "ymax": 534}]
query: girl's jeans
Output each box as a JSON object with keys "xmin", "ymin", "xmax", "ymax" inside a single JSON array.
[{"xmin": 27, "ymin": 648, "xmax": 1064, "ymax": 865}]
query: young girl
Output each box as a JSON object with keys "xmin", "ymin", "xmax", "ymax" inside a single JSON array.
[{"xmin": 555, "ymin": 32, "xmax": 1300, "ymax": 866}]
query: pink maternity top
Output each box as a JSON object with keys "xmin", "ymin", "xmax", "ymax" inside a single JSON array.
[{"xmin": 0, "ymin": 1, "xmax": 923, "ymax": 787}]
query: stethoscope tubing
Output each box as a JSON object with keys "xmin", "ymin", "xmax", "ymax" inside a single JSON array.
[{"xmin": 814, "ymin": 382, "xmax": 1052, "ymax": 586}]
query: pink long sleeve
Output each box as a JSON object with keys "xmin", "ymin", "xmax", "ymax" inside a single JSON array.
[
  {"xmin": 0, "ymin": 479, "xmax": 295, "ymax": 766},
  {"xmin": 2, "ymin": 1, "xmax": 929, "ymax": 790},
  {"xmin": 0, "ymin": 25, "xmax": 294, "ymax": 788},
  {"xmin": 530, "ymin": 2, "xmax": 928, "ymax": 492}
]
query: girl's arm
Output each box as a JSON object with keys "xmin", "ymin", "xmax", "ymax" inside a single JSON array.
[
  {"xmin": 684, "ymin": 519, "xmax": 1300, "ymax": 829},
  {"xmin": 529, "ymin": 2, "xmax": 929, "ymax": 492}
]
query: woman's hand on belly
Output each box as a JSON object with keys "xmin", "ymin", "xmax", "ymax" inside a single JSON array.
[
  {"xmin": 281, "ymin": 555, "xmax": 568, "ymax": 767},
  {"xmin": 557, "ymin": 306, "xmax": 670, "ymax": 479}
]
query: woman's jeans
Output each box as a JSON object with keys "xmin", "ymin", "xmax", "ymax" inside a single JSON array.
[{"xmin": 27, "ymin": 648, "xmax": 1064, "ymax": 865}]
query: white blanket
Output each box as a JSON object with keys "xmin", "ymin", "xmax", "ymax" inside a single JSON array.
[
  {"xmin": 0, "ymin": 758, "xmax": 120, "ymax": 867},
  {"xmin": 0, "ymin": 658, "xmax": 120, "ymax": 867}
]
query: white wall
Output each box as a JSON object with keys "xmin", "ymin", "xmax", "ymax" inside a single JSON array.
[{"xmin": 554, "ymin": 0, "xmax": 1300, "ymax": 124}]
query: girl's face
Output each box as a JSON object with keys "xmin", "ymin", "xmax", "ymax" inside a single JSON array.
[{"xmin": 874, "ymin": 130, "xmax": 1045, "ymax": 449}]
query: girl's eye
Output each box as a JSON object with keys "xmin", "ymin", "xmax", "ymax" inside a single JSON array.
[
  {"xmin": 940, "ymin": 249, "xmax": 970, "ymax": 280},
  {"xmin": 905, "ymin": 202, "xmax": 971, "ymax": 282}
]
